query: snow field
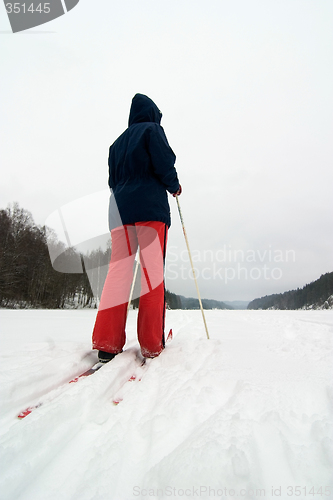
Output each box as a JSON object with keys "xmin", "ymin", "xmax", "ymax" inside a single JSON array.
[{"xmin": 0, "ymin": 309, "xmax": 332, "ymax": 500}]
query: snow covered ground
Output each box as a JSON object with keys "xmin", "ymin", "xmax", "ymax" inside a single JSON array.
[{"xmin": 0, "ymin": 309, "xmax": 332, "ymax": 500}]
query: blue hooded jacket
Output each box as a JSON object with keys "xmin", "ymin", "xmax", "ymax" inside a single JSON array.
[{"xmin": 108, "ymin": 94, "xmax": 180, "ymax": 230}]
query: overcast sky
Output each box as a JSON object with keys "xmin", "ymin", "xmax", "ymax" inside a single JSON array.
[{"xmin": 1, "ymin": 0, "xmax": 332, "ymax": 302}]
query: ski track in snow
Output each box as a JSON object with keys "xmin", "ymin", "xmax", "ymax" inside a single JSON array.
[{"xmin": 0, "ymin": 309, "xmax": 332, "ymax": 500}]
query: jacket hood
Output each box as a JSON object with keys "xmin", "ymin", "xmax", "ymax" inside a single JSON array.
[{"xmin": 128, "ymin": 94, "xmax": 162, "ymax": 127}]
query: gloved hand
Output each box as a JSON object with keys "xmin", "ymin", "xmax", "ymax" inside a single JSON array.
[{"xmin": 172, "ymin": 184, "xmax": 182, "ymax": 197}]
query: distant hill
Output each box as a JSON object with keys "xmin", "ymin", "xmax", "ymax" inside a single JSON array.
[
  {"xmin": 163, "ymin": 291, "xmax": 232, "ymax": 310},
  {"xmin": 247, "ymin": 272, "xmax": 333, "ymax": 310},
  {"xmin": 180, "ymin": 295, "xmax": 232, "ymax": 310},
  {"xmin": 223, "ymin": 300, "xmax": 250, "ymax": 310}
]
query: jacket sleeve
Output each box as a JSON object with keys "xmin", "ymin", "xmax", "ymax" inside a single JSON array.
[
  {"xmin": 148, "ymin": 124, "xmax": 180, "ymax": 194},
  {"xmin": 108, "ymin": 145, "xmax": 115, "ymax": 190}
]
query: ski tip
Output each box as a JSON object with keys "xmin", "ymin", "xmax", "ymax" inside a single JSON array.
[
  {"xmin": 18, "ymin": 409, "xmax": 32, "ymax": 419},
  {"xmin": 17, "ymin": 403, "xmax": 42, "ymax": 419},
  {"xmin": 166, "ymin": 328, "xmax": 173, "ymax": 343},
  {"xmin": 112, "ymin": 398, "xmax": 123, "ymax": 405}
]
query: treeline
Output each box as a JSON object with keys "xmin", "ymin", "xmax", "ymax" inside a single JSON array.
[
  {"xmin": 179, "ymin": 295, "xmax": 232, "ymax": 310},
  {"xmin": 247, "ymin": 272, "xmax": 333, "ymax": 310},
  {"xmin": 0, "ymin": 204, "xmax": 95, "ymax": 308}
]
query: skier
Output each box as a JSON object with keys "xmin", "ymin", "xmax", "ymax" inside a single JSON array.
[{"xmin": 92, "ymin": 93, "xmax": 181, "ymax": 362}]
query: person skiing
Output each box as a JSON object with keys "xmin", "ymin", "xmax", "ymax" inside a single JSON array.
[{"xmin": 92, "ymin": 93, "xmax": 181, "ymax": 362}]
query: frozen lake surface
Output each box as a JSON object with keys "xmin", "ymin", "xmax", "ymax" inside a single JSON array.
[{"xmin": 0, "ymin": 309, "xmax": 332, "ymax": 500}]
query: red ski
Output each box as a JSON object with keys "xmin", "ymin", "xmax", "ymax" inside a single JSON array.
[
  {"xmin": 17, "ymin": 362, "xmax": 104, "ymax": 419},
  {"xmin": 112, "ymin": 358, "xmax": 146, "ymax": 405},
  {"xmin": 112, "ymin": 329, "xmax": 172, "ymax": 405},
  {"xmin": 18, "ymin": 332, "xmax": 173, "ymax": 418}
]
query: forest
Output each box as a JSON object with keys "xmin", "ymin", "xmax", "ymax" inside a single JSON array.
[
  {"xmin": 0, "ymin": 204, "xmax": 95, "ymax": 309},
  {"xmin": 247, "ymin": 272, "xmax": 333, "ymax": 310}
]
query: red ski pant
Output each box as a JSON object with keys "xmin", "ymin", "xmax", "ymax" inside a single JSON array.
[{"xmin": 92, "ymin": 221, "xmax": 168, "ymax": 358}]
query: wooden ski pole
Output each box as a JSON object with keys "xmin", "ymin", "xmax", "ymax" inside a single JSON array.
[
  {"xmin": 176, "ymin": 196, "xmax": 210, "ymax": 340},
  {"xmin": 127, "ymin": 251, "xmax": 140, "ymax": 318}
]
